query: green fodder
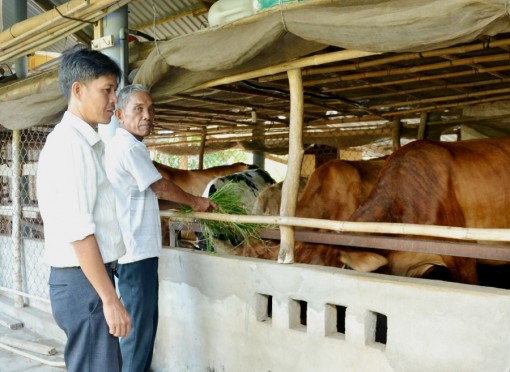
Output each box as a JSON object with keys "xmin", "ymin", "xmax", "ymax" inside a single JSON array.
[{"xmin": 180, "ymin": 181, "xmax": 263, "ymax": 252}]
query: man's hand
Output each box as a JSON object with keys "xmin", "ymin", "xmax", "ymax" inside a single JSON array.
[
  {"xmin": 103, "ymin": 297, "xmax": 131, "ymax": 338},
  {"xmin": 73, "ymin": 235, "xmax": 131, "ymax": 339},
  {"xmin": 192, "ymin": 196, "xmax": 217, "ymax": 212}
]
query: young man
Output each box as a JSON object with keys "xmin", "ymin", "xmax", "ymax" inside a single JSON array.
[
  {"xmin": 37, "ymin": 45, "xmax": 131, "ymax": 371},
  {"xmin": 105, "ymin": 84, "xmax": 215, "ymax": 372}
]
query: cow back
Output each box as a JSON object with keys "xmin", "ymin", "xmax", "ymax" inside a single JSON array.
[{"xmin": 350, "ymin": 137, "xmax": 510, "ymax": 228}]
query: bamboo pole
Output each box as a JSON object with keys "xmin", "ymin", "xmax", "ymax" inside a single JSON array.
[
  {"xmin": 11, "ymin": 130, "xmax": 23, "ymax": 308},
  {"xmin": 211, "ymin": 86, "xmax": 334, "ymax": 118},
  {"xmin": 147, "ymin": 125, "xmax": 392, "ymax": 148},
  {"xmin": 198, "ymin": 129, "xmax": 206, "ymax": 170},
  {"xmin": 325, "ymin": 65, "xmax": 510, "ymax": 94},
  {"xmin": 193, "ymin": 50, "xmax": 379, "ymax": 91},
  {"xmin": 349, "ymin": 78, "xmax": 510, "ymax": 101},
  {"xmin": 160, "ymin": 210, "xmax": 510, "ymax": 243},
  {"xmin": 392, "ymin": 118, "xmax": 401, "ymax": 152},
  {"xmin": 278, "ymin": 69, "xmax": 304, "ymax": 264},
  {"xmin": 0, "ymin": 0, "xmax": 133, "ymax": 64},
  {"xmin": 370, "ymin": 87, "xmax": 510, "ymax": 110},
  {"xmin": 1, "ymin": 20, "xmax": 85, "ymax": 64},
  {"xmin": 0, "ymin": 0, "xmax": 87, "ymax": 44},
  {"xmin": 382, "ymin": 93, "xmax": 510, "ymax": 117},
  {"xmin": 417, "ymin": 112, "xmax": 428, "ymax": 140},
  {"xmin": 303, "ymin": 53, "xmax": 510, "ymax": 87},
  {"xmin": 260, "ymin": 37, "xmax": 510, "ymax": 82}
]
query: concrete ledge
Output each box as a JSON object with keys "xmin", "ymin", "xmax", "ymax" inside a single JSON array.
[
  {"xmin": 0, "ymin": 295, "xmax": 64, "ymax": 344},
  {"xmin": 154, "ymin": 247, "xmax": 510, "ymax": 372}
]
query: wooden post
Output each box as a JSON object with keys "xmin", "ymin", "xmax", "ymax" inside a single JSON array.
[
  {"xmin": 278, "ymin": 69, "xmax": 304, "ymax": 264},
  {"xmin": 179, "ymin": 154, "xmax": 188, "ymax": 170},
  {"xmin": 417, "ymin": 112, "xmax": 429, "ymax": 140},
  {"xmin": 392, "ymin": 118, "xmax": 401, "ymax": 152},
  {"xmin": 11, "ymin": 130, "xmax": 24, "ymax": 308},
  {"xmin": 198, "ymin": 129, "xmax": 206, "ymax": 170},
  {"xmin": 94, "ymin": 18, "xmax": 104, "ymax": 39},
  {"xmin": 252, "ymin": 111, "xmax": 265, "ymax": 169}
]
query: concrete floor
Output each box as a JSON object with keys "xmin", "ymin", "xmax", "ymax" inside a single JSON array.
[
  {"xmin": 0, "ymin": 350, "xmax": 64, "ymax": 371},
  {"xmin": 0, "ymin": 323, "xmax": 65, "ymax": 371}
]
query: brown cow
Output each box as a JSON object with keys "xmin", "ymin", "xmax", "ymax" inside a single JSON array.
[
  {"xmin": 343, "ymin": 137, "xmax": 510, "ymax": 284},
  {"xmin": 295, "ymin": 159, "xmax": 385, "ymax": 221},
  {"xmin": 242, "ymin": 158, "xmax": 385, "ymax": 264}
]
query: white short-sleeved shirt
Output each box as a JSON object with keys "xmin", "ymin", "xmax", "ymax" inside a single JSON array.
[
  {"xmin": 105, "ymin": 128, "xmax": 163, "ymax": 264},
  {"xmin": 37, "ymin": 111, "xmax": 126, "ymax": 267}
]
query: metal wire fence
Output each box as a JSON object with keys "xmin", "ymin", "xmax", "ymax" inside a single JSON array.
[{"xmin": 0, "ymin": 127, "xmax": 49, "ymax": 306}]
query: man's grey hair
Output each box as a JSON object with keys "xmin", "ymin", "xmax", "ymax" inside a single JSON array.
[{"xmin": 117, "ymin": 84, "xmax": 151, "ymax": 109}]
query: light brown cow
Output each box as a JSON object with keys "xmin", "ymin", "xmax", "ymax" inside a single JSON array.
[
  {"xmin": 343, "ymin": 137, "xmax": 510, "ymax": 284},
  {"xmin": 154, "ymin": 161, "xmax": 253, "ymax": 246},
  {"xmin": 251, "ymin": 177, "xmax": 308, "ymax": 216},
  {"xmin": 154, "ymin": 161, "xmax": 252, "ymax": 195}
]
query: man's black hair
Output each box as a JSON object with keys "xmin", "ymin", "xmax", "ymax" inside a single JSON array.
[{"xmin": 58, "ymin": 44, "xmax": 121, "ymax": 102}]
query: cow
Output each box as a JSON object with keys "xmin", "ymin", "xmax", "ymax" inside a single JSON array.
[
  {"xmin": 340, "ymin": 137, "xmax": 510, "ymax": 285},
  {"xmin": 245, "ymin": 138, "xmax": 510, "ymax": 286},
  {"xmin": 154, "ymin": 161, "xmax": 255, "ymax": 246},
  {"xmin": 251, "ymin": 177, "xmax": 308, "ymax": 216},
  {"xmin": 153, "ymin": 161, "xmax": 253, "ymax": 195},
  {"xmin": 242, "ymin": 158, "xmax": 385, "ymax": 264},
  {"xmin": 199, "ymin": 167, "xmax": 276, "ymax": 252},
  {"xmin": 295, "ymin": 159, "xmax": 385, "ymax": 221}
]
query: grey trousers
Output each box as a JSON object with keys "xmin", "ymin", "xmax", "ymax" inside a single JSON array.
[{"xmin": 49, "ymin": 265, "xmax": 122, "ymax": 372}]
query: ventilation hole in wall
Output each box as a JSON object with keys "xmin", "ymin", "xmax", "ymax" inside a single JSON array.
[
  {"xmin": 325, "ymin": 303, "xmax": 346, "ymax": 338},
  {"xmin": 336, "ymin": 305, "xmax": 347, "ymax": 334},
  {"xmin": 374, "ymin": 311, "xmax": 387, "ymax": 345},
  {"xmin": 255, "ymin": 293, "xmax": 272, "ymax": 323},
  {"xmin": 299, "ymin": 300, "xmax": 307, "ymax": 326},
  {"xmin": 267, "ymin": 295, "xmax": 273, "ymax": 319},
  {"xmin": 289, "ymin": 298, "xmax": 307, "ymax": 331}
]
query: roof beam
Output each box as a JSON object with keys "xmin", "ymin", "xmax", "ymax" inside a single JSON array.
[{"xmin": 30, "ymin": 0, "xmax": 92, "ymax": 45}]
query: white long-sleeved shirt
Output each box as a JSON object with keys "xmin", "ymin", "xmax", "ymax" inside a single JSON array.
[
  {"xmin": 105, "ymin": 128, "xmax": 162, "ymax": 264},
  {"xmin": 37, "ymin": 111, "xmax": 125, "ymax": 267}
]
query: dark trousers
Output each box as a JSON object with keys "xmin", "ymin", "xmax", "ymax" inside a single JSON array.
[
  {"xmin": 49, "ymin": 265, "xmax": 122, "ymax": 372},
  {"xmin": 118, "ymin": 257, "xmax": 159, "ymax": 372}
]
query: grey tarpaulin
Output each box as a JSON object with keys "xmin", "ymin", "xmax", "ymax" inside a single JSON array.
[{"xmin": 1, "ymin": 0, "xmax": 510, "ymax": 130}]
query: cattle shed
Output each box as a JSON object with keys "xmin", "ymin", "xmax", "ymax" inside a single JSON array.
[{"xmin": 1, "ymin": 1, "xmax": 510, "ymax": 371}]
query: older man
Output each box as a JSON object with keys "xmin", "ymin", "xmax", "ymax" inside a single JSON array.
[{"xmin": 105, "ymin": 84, "xmax": 215, "ymax": 372}]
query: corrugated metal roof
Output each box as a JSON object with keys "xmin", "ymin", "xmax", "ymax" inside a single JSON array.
[
  {"xmin": 2, "ymin": 1, "xmax": 78, "ymax": 54},
  {"xmin": 1, "ymin": 0, "xmax": 214, "ymax": 67},
  {"xmin": 129, "ymin": 0, "xmax": 210, "ymax": 39}
]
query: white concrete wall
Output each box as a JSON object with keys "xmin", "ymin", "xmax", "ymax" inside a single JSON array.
[{"xmin": 154, "ymin": 248, "xmax": 510, "ymax": 372}]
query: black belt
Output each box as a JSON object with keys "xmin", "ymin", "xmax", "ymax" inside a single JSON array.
[
  {"xmin": 105, "ymin": 261, "xmax": 119, "ymax": 277},
  {"xmin": 105, "ymin": 261, "xmax": 118, "ymax": 270}
]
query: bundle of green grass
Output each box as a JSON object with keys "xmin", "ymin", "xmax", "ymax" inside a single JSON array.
[{"xmin": 180, "ymin": 181, "xmax": 262, "ymax": 252}]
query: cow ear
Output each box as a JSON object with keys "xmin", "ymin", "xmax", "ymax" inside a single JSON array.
[{"xmin": 340, "ymin": 251, "xmax": 388, "ymax": 272}]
